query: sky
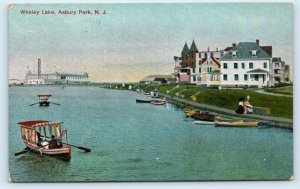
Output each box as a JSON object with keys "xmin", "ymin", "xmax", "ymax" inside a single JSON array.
[{"xmin": 8, "ymin": 3, "xmax": 293, "ymax": 82}]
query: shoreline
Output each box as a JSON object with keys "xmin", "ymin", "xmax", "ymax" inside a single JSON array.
[{"xmin": 101, "ymin": 86, "xmax": 293, "ymax": 129}]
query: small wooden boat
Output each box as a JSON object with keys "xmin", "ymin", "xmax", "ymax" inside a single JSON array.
[
  {"xmin": 215, "ymin": 120, "xmax": 259, "ymax": 127},
  {"xmin": 38, "ymin": 94, "xmax": 52, "ymax": 106},
  {"xmin": 151, "ymin": 101, "xmax": 166, "ymax": 105},
  {"xmin": 217, "ymin": 119, "xmax": 244, "ymax": 123},
  {"xmin": 192, "ymin": 120, "xmax": 215, "ymax": 125},
  {"xmin": 136, "ymin": 99, "xmax": 152, "ymax": 103},
  {"xmin": 17, "ymin": 121, "xmax": 71, "ymax": 160},
  {"xmin": 184, "ymin": 108, "xmax": 194, "ymax": 113},
  {"xmin": 193, "ymin": 112, "xmax": 222, "ymax": 121}
]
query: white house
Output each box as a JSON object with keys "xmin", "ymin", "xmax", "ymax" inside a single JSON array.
[{"xmin": 219, "ymin": 40, "xmax": 272, "ymax": 88}]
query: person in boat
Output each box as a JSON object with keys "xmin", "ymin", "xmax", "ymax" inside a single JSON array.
[
  {"xmin": 243, "ymin": 96, "xmax": 253, "ymax": 114},
  {"xmin": 235, "ymin": 97, "xmax": 245, "ymax": 114},
  {"xmin": 36, "ymin": 132, "xmax": 43, "ymax": 147},
  {"xmin": 49, "ymin": 135, "xmax": 59, "ymax": 149}
]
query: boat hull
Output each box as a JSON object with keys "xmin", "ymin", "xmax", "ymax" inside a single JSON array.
[
  {"xmin": 39, "ymin": 101, "xmax": 50, "ymax": 106},
  {"xmin": 136, "ymin": 99, "xmax": 151, "ymax": 103},
  {"xmin": 215, "ymin": 121, "xmax": 259, "ymax": 127},
  {"xmin": 24, "ymin": 141, "xmax": 71, "ymax": 160},
  {"xmin": 192, "ymin": 121, "xmax": 215, "ymax": 125},
  {"xmin": 151, "ymin": 101, "xmax": 165, "ymax": 105},
  {"xmin": 193, "ymin": 113, "xmax": 222, "ymax": 121}
]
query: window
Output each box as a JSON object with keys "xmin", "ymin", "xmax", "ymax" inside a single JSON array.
[
  {"xmin": 275, "ymin": 63, "xmax": 279, "ymax": 68},
  {"xmin": 252, "ymin": 50, "xmax": 257, "ymax": 57},
  {"xmin": 223, "ymin": 63, "xmax": 228, "ymax": 69},
  {"xmin": 192, "ymin": 76, "xmax": 196, "ymax": 81},
  {"xmin": 249, "ymin": 62, "xmax": 253, "ymax": 69},
  {"xmin": 234, "ymin": 74, "xmax": 239, "ymax": 81},
  {"xmin": 199, "ymin": 68, "xmax": 201, "ymax": 73},
  {"xmin": 232, "ymin": 51, "xmax": 237, "ymax": 58},
  {"xmin": 234, "ymin": 63, "xmax": 238, "ymax": 69},
  {"xmin": 242, "ymin": 63, "xmax": 245, "ymax": 69},
  {"xmin": 210, "ymin": 67, "xmax": 212, "ymax": 72},
  {"xmin": 193, "ymin": 68, "xmax": 195, "ymax": 73},
  {"xmin": 207, "ymin": 67, "xmax": 210, "ymax": 72},
  {"xmin": 255, "ymin": 75, "xmax": 259, "ymax": 81},
  {"xmin": 264, "ymin": 62, "xmax": 267, "ymax": 69},
  {"xmin": 223, "ymin": 74, "xmax": 228, "ymax": 81},
  {"xmin": 244, "ymin": 74, "xmax": 248, "ymax": 81}
]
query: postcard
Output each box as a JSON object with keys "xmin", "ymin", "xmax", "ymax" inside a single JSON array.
[{"xmin": 8, "ymin": 3, "xmax": 293, "ymax": 182}]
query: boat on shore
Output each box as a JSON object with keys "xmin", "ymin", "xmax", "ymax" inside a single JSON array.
[
  {"xmin": 17, "ymin": 120, "xmax": 71, "ymax": 160},
  {"xmin": 192, "ymin": 120, "xmax": 215, "ymax": 125},
  {"xmin": 136, "ymin": 99, "xmax": 152, "ymax": 103},
  {"xmin": 151, "ymin": 100, "xmax": 166, "ymax": 105},
  {"xmin": 215, "ymin": 120, "xmax": 259, "ymax": 127},
  {"xmin": 193, "ymin": 112, "xmax": 222, "ymax": 121}
]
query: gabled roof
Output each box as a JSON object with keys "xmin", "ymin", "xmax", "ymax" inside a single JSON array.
[
  {"xmin": 220, "ymin": 42, "xmax": 271, "ymax": 60},
  {"xmin": 181, "ymin": 43, "xmax": 190, "ymax": 54},
  {"xmin": 247, "ymin": 68, "xmax": 269, "ymax": 73},
  {"xmin": 189, "ymin": 40, "xmax": 199, "ymax": 52}
]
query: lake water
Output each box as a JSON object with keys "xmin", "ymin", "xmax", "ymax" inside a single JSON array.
[{"xmin": 9, "ymin": 86, "xmax": 293, "ymax": 182}]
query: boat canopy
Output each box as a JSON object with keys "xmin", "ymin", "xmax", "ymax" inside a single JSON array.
[{"xmin": 18, "ymin": 120, "xmax": 62, "ymax": 129}]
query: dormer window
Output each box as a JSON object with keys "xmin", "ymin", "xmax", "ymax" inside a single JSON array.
[
  {"xmin": 252, "ymin": 50, "xmax": 257, "ymax": 57},
  {"xmin": 232, "ymin": 51, "xmax": 237, "ymax": 58}
]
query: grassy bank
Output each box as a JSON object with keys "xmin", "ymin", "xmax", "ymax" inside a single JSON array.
[
  {"xmin": 265, "ymin": 86, "xmax": 293, "ymax": 95},
  {"xmin": 104, "ymin": 84, "xmax": 293, "ymax": 119}
]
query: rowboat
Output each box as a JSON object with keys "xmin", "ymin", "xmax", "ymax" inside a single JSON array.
[
  {"xmin": 192, "ymin": 112, "xmax": 222, "ymax": 121},
  {"xmin": 136, "ymin": 99, "xmax": 152, "ymax": 103},
  {"xmin": 192, "ymin": 120, "xmax": 215, "ymax": 125},
  {"xmin": 38, "ymin": 94, "xmax": 51, "ymax": 106},
  {"xmin": 184, "ymin": 108, "xmax": 194, "ymax": 113},
  {"xmin": 151, "ymin": 101, "xmax": 165, "ymax": 105},
  {"xmin": 215, "ymin": 120, "xmax": 259, "ymax": 127},
  {"xmin": 17, "ymin": 120, "xmax": 71, "ymax": 160},
  {"xmin": 217, "ymin": 119, "xmax": 244, "ymax": 122}
]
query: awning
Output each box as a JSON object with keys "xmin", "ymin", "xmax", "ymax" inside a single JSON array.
[{"xmin": 247, "ymin": 68, "xmax": 269, "ymax": 74}]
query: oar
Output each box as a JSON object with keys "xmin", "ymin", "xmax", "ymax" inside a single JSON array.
[
  {"xmin": 40, "ymin": 135, "xmax": 91, "ymax": 152},
  {"xmin": 30, "ymin": 102, "xmax": 39, "ymax": 106},
  {"xmin": 64, "ymin": 143, "xmax": 91, "ymax": 152},
  {"xmin": 14, "ymin": 148, "xmax": 30, "ymax": 156},
  {"xmin": 50, "ymin": 102, "xmax": 60, "ymax": 106}
]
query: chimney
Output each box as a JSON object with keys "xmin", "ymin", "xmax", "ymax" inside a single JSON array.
[
  {"xmin": 38, "ymin": 58, "xmax": 41, "ymax": 78},
  {"xmin": 256, "ymin": 39, "xmax": 259, "ymax": 46},
  {"xmin": 207, "ymin": 47, "xmax": 210, "ymax": 52},
  {"xmin": 232, "ymin": 43, "xmax": 236, "ymax": 47}
]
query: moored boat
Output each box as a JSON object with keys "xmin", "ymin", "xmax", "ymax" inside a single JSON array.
[
  {"xmin": 192, "ymin": 120, "xmax": 215, "ymax": 125},
  {"xmin": 17, "ymin": 120, "xmax": 71, "ymax": 160},
  {"xmin": 215, "ymin": 120, "xmax": 259, "ymax": 127},
  {"xmin": 217, "ymin": 119, "xmax": 244, "ymax": 123},
  {"xmin": 151, "ymin": 100, "xmax": 166, "ymax": 105},
  {"xmin": 136, "ymin": 99, "xmax": 152, "ymax": 103},
  {"xmin": 193, "ymin": 112, "xmax": 222, "ymax": 121}
]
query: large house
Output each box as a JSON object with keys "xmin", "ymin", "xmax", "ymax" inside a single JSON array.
[
  {"xmin": 220, "ymin": 40, "xmax": 272, "ymax": 88},
  {"xmin": 173, "ymin": 39, "xmax": 290, "ymax": 88},
  {"xmin": 174, "ymin": 40, "xmax": 222, "ymax": 86}
]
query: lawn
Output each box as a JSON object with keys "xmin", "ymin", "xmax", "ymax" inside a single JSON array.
[
  {"xmin": 132, "ymin": 84, "xmax": 293, "ymax": 119},
  {"xmin": 266, "ymin": 87, "xmax": 293, "ymax": 95}
]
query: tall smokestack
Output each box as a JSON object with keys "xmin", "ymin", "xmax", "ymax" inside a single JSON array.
[{"xmin": 38, "ymin": 58, "xmax": 41, "ymax": 78}]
